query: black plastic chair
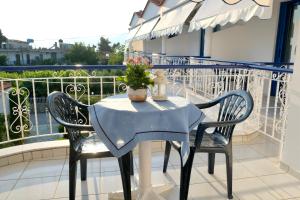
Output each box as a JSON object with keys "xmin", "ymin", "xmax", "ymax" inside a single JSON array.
[
  {"xmin": 47, "ymin": 92, "xmax": 134, "ymax": 200},
  {"xmin": 163, "ymin": 90, "xmax": 254, "ymax": 200}
]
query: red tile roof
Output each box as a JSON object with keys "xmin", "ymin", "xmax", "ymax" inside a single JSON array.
[
  {"xmin": 136, "ymin": 10, "xmax": 143, "ymax": 18},
  {"xmin": 129, "ymin": 0, "xmax": 165, "ymax": 27},
  {"xmin": 150, "ymin": 0, "xmax": 165, "ymax": 6}
]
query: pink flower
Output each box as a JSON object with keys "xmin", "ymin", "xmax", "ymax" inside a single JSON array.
[
  {"xmin": 135, "ymin": 57, "xmax": 143, "ymax": 64},
  {"xmin": 143, "ymin": 58, "xmax": 150, "ymax": 65},
  {"xmin": 127, "ymin": 57, "xmax": 135, "ymax": 64}
]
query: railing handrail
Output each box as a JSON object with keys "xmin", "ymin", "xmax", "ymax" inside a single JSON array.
[
  {"xmin": 190, "ymin": 57, "xmax": 294, "ymax": 71},
  {"xmin": 0, "ymin": 63, "xmax": 293, "ymax": 74}
]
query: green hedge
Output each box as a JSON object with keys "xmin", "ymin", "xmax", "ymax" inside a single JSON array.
[{"xmin": 0, "ymin": 69, "xmax": 125, "ymax": 98}]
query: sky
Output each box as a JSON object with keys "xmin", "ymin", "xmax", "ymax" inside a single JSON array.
[{"xmin": 0, "ymin": 0, "xmax": 147, "ymax": 48}]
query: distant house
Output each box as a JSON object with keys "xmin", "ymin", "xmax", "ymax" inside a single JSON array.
[{"xmin": 0, "ymin": 39, "xmax": 73, "ymax": 65}]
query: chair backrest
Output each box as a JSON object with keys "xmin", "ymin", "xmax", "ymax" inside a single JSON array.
[
  {"xmin": 47, "ymin": 91, "xmax": 89, "ymax": 127},
  {"xmin": 47, "ymin": 92, "xmax": 92, "ymax": 151},
  {"xmin": 215, "ymin": 90, "xmax": 253, "ymax": 140}
]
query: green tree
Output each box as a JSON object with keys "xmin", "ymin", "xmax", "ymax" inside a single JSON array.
[
  {"xmin": 98, "ymin": 37, "xmax": 112, "ymax": 65},
  {"xmin": 108, "ymin": 43, "xmax": 125, "ymax": 65},
  {"xmin": 64, "ymin": 43, "xmax": 98, "ymax": 65},
  {"xmin": 0, "ymin": 29, "xmax": 7, "ymax": 48},
  {"xmin": 0, "ymin": 55, "xmax": 7, "ymax": 65}
]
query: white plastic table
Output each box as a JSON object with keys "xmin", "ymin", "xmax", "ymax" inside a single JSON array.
[{"xmin": 88, "ymin": 95, "xmax": 204, "ymax": 199}]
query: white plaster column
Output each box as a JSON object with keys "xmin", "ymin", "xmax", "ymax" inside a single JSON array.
[
  {"xmin": 281, "ymin": 19, "xmax": 300, "ymax": 174},
  {"xmin": 161, "ymin": 36, "xmax": 166, "ymax": 55},
  {"xmin": 143, "ymin": 40, "xmax": 147, "ymax": 54},
  {"xmin": 204, "ymin": 28, "xmax": 213, "ymax": 57}
]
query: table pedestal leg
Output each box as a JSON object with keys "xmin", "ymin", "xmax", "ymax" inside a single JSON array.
[{"xmin": 138, "ymin": 141, "xmax": 165, "ymax": 200}]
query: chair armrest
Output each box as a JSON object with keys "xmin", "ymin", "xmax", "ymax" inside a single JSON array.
[
  {"xmin": 194, "ymin": 120, "xmax": 239, "ymax": 149},
  {"xmin": 54, "ymin": 117, "xmax": 94, "ymax": 132},
  {"xmin": 195, "ymin": 96, "xmax": 222, "ymax": 109}
]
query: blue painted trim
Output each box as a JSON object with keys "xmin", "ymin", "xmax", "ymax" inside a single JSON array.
[
  {"xmin": 0, "ymin": 63, "xmax": 293, "ymax": 74},
  {"xmin": 274, "ymin": 1, "xmax": 294, "ymax": 64},
  {"xmin": 199, "ymin": 29, "xmax": 205, "ymax": 57},
  {"xmin": 272, "ymin": 0, "xmax": 298, "ymax": 95}
]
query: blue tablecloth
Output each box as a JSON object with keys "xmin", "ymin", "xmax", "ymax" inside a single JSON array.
[{"xmin": 88, "ymin": 95, "xmax": 205, "ymax": 164}]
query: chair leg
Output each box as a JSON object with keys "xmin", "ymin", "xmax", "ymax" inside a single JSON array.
[
  {"xmin": 226, "ymin": 151, "xmax": 233, "ymax": 199},
  {"xmin": 69, "ymin": 157, "xmax": 78, "ymax": 200},
  {"xmin": 80, "ymin": 158, "xmax": 87, "ymax": 181},
  {"xmin": 118, "ymin": 153, "xmax": 132, "ymax": 200},
  {"xmin": 163, "ymin": 141, "xmax": 172, "ymax": 173},
  {"xmin": 208, "ymin": 153, "xmax": 215, "ymax": 174},
  {"xmin": 129, "ymin": 151, "xmax": 134, "ymax": 176},
  {"xmin": 179, "ymin": 148, "xmax": 195, "ymax": 200}
]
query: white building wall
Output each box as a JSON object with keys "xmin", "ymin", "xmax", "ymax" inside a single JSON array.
[
  {"xmin": 144, "ymin": 38, "xmax": 162, "ymax": 54},
  {"xmin": 209, "ymin": 0, "xmax": 281, "ymax": 62},
  {"xmin": 281, "ymin": 14, "xmax": 300, "ymax": 177},
  {"xmin": 166, "ymin": 31, "xmax": 200, "ymax": 56}
]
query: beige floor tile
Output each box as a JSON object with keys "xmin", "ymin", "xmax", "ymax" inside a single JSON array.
[
  {"xmin": 248, "ymin": 141, "xmax": 280, "ymax": 158},
  {"xmin": 134, "ymin": 152, "xmax": 167, "ymax": 169},
  {"xmin": 241, "ymin": 158, "xmax": 284, "ymax": 176},
  {"xmin": 6, "ymin": 176, "xmax": 59, "ymax": 200},
  {"xmin": 246, "ymin": 134, "xmax": 271, "ymax": 145},
  {"xmin": 0, "ymin": 180, "xmax": 17, "ymax": 200},
  {"xmin": 195, "ymin": 161, "xmax": 255, "ymax": 182},
  {"xmin": 101, "ymin": 171, "xmax": 137, "ymax": 194},
  {"xmin": 0, "ymin": 162, "xmax": 28, "ymax": 180},
  {"xmin": 167, "ymin": 150, "xmax": 182, "ymax": 166},
  {"xmin": 233, "ymin": 177, "xmax": 281, "ymax": 200},
  {"xmin": 62, "ymin": 158, "xmax": 102, "ymax": 176},
  {"xmin": 199, "ymin": 153, "xmax": 226, "ymax": 164},
  {"xmin": 259, "ymin": 173, "xmax": 300, "ymax": 199},
  {"xmin": 21, "ymin": 159, "xmax": 65, "ymax": 178},
  {"xmin": 134, "ymin": 168, "xmax": 173, "ymax": 187},
  {"xmin": 55, "ymin": 172, "xmax": 136, "ymax": 198},
  {"xmin": 187, "ymin": 181, "xmax": 228, "ymax": 200},
  {"xmin": 55, "ymin": 174, "xmax": 101, "ymax": 198},
  {"xmin": 100, "ymin": 157, "xmax": 120, "ymax": 172},
  {"xmin": 163, "ymin": 165, "xmax": 208, "ymax": 185},
  {"xmin": 168, "ymin": 150, "xmax": 206, "ymax": 167},
  {"xmin": 233, "ymin": 145, "xmax": 264, "ymax": 161},
  {"xmin": 54, "ymin": 194, "xmax": 108, "ymax": 200}
]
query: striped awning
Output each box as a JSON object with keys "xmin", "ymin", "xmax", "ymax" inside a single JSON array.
[
  {"xmin": 134, "ymin": 17, "xmax": 160, "ymax": 40},
  {"xmin": 152, "ymin": 1, "xmax": 197, "ymax": 38},
  {"xmin": 189, "ymin": 0, "xmax": 273, "ymax": 32},
  {"xmin": 126, "ymin": 25, "xmax": 141, "ymax": 41}
]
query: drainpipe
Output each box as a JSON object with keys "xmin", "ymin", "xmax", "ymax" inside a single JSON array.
[{"xmin": 200, "ymin": 29, "xmax": 205, "ymax": 57}]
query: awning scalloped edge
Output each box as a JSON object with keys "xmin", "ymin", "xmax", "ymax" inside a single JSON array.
[{"xmin": 189, "ymin": 4, "xmax": 271, "ymax": 32}]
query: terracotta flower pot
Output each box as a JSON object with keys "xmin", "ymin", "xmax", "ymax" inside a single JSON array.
[{"xmin": 127, "ymin": 87, "xmax": 147, "ymax": 102}]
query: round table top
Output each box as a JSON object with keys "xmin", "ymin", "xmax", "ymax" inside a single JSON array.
[
  {"xmin": 88, "ymin": 94, "xmax": 205, "ymax": 163},
  {"xmin": 99, "ymin": 94, "xmax": 190, "ymax": 113}
]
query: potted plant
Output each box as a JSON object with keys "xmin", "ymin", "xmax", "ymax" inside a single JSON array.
[{"xmin": 118, "ymin": 57, "xmax": 153, "ymax": 102}]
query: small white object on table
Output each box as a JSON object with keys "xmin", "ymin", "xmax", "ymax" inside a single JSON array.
[{"xmin": 88, "ymin": 95, "xmax": 204, "ymax": 200}]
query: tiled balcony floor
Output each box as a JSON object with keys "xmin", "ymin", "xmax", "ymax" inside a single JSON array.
[{"xmin": 1, "ymin": 135, "xmax": 300, "ymax": 200}]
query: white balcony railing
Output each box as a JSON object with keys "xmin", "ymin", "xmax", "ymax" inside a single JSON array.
[{"xmin": 0, "ymin": 61, "xmax": 293, "ymax": 156}]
